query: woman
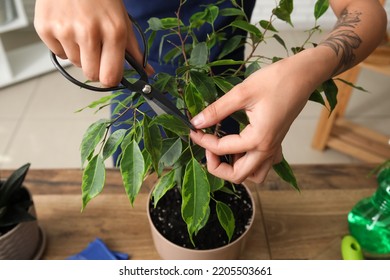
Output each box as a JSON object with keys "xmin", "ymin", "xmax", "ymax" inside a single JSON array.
[{"xmin": 34, "ymin": 0, "xmax": 387, "ymax": 183}]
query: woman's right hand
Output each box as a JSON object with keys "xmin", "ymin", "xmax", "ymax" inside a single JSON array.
[{"xmin": 34, "ymin": 0, "xmax": 153, "ymax": 87}]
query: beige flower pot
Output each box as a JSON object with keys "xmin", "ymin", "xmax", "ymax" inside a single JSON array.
[
  {"xmin": 147, "ymin": 183, "xmax": 255, "ymax": 260},
  {"xmin": 0, "ymin": 188, "xmax": 46, "ymax": 260}
]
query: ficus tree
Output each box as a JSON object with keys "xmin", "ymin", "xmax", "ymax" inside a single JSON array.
[{"xmin": 78, "ymin": 0, "xmax": 347, "ymax": 245}]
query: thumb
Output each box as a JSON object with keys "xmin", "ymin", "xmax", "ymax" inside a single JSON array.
[{"xmin": 191, "ymin": 85, "xmax": 245, "ymax": 129}]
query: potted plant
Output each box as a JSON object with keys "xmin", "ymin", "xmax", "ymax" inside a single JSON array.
[
  {"xmin": 78, "ymin": 0, "xmax": 343, "ymax": 259},
  {"xmin": 0, "ymin": 163, "xmax": 46, "ymax": 260}
]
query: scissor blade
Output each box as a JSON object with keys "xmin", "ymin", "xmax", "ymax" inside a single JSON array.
[
  {"xmin": 144, "ymin": 98, "xmax": 167, "ymax": 117},
  {"xmin": 126, "ymin": 79, "xmax": 196, "ymax": 131}
]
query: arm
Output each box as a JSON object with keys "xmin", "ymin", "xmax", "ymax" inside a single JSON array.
[
  {"xmin": 34, "ymin": 0, "xmax": 153, "ymax": 87},
  {"xmin": 190, "ymin": 0, "xmax": 387, "ymax": 184},
  {"xmin": 320, "ymin": 0, "xmax": 387, "ymax": 76}
]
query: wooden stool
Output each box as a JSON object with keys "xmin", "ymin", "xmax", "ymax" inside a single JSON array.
[{"xmin": 312, "ymin": 25, "xmax": 390, "ymax": 163}]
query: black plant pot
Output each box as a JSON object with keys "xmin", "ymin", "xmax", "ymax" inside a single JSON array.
[{"xmin": 0, "ymin": 187, "xmax": 46, "ymax": 260}]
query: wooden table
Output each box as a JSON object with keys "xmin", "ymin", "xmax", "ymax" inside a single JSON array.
[{"xmin": 6, "ymin": 164, "xmax": 378, "ymax": 260}]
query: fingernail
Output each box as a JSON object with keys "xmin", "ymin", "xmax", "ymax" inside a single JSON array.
[{"xmin": 191, "ymin": 113, "xmax": 204, "ymax": 127}]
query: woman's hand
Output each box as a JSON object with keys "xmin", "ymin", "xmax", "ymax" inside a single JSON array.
[
  {"xmin": 190, "ymin": 47, "xmax": 336, "ymax": 184},
  {"xmin": 34, "ymin": 0, "xmax": 153, "ymax": 87}
]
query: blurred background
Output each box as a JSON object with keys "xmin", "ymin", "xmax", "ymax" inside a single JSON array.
[{"xmin": 0, "ymin": 0, "xmax": 389, "ymax": 169}]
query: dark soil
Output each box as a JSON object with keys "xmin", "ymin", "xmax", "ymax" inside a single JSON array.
[{"xmin": 149, "ymin": 184, "xmax": 253, "ymax": 250}]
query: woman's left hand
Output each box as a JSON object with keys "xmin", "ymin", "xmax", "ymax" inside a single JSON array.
[{"xmin": 190, "ymin": 47, "xmax": 335, "ymax": 184}]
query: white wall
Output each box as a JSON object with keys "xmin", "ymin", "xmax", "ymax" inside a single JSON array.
[
  {"xmin": 22, "ymin": 0, "xmax": 390, "ymax": 31},
  {"xmin": 251, "ymin": 0, "xmax": 390, "ymax": 30}
]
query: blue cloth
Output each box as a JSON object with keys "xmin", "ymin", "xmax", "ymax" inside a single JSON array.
[
  {"xmin": 112, "ymin": 1, "xmax": 256, "ymax": 163},
  {"xmin": 67, "ymin": 238, "xmax": 129, "ymax": 260}
]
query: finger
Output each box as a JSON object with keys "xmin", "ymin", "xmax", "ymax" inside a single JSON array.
[
  {"xmin": 61, "ymin": 41, "xmax": 81, "ymax": 67},
  {"xmin": 205, "ymin": 149, "xmax": 234, "ymax": 181},
  {"xmin": 191, "ymin": 83, "xmax": 248, "ymax": 129},
  {"xmin": 190, "ymin": 127, "xmax": 257, "ymax": 156},
  {"xmin": 40, "ymin": 37, "xmax": 67, "ymax": 59},
  {"xmin": 78, "ymin": 29, "xmax": 102, "ymax": 82},
  {"xmin": 99, "ymin": 33, "xmax": 125, "ymax": 87},
  {"xmin": 205, "ymin": 149, "xmax": 270, "ymax": 184},
  {"xmin": 247, "ymin": 156, "xmax": 274, "ymax": 183},
  {"xmin": 34, "ymin": 16, "xmax": 67, "ymax": 59}
]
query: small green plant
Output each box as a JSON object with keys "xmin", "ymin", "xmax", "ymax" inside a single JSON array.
[
  {"xmin": 0, "ymin": 163, "xmax": 35, "ymax": 235},
  {"xmin": 78, "ymin": 0, "xmax": 343, "ymax": 245}
]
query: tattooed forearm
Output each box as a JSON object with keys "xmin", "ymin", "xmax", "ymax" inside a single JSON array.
[{"xmin": 319, "ymin": 9, "xmax": 362, "ymax": 76}]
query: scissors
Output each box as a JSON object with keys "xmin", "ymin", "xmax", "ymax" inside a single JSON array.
[{"xmin": 49, "ymin": 14, "xmax": 195, "ymax": 131}]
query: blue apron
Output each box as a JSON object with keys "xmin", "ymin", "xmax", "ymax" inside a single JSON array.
[
  {"xmin": 112, "ymin": 1, "xmax": 256, "ymax": 162},
  {"xmin": 123, "ymin": 0, "xmax": 256, "ymax": 74}
]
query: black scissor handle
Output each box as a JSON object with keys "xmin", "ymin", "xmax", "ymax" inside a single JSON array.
[
  {"xmin": 50, "ymin": 52, "xmax": 125, "ymax": 92},
  {"xmin": 50, "ymin": 51, "xmax": 149, "ymax": 92}
]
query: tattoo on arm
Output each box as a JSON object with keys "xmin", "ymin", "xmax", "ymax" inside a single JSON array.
[{"xmin": 319, "ymin": 9, "xmax": 362, "ymax": 76}]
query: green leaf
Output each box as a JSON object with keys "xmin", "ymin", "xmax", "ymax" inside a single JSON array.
[
  {"xmin": 147, "ymin": 17, "xmax": 182, "ymax": 31},
  {"xmin": 322, "ymin": 79, "xmax": 338, "ymax": 112},
  {"xmin": 219, "ymin": 7, "xmax": 246, "ymax": 17},
  {"xmin": 218, "ymin": 35, "xmax": 243, "ymax": 59},
  {"xmin": 152, "ymin": 169, "xmax": 176, "ymax": 206},
  {"xmin": 205, "ymin": 6, "xmax": 219, "ymax": 26},
  {"xmin": 273, "ymin": 0, "xmax": 294, "ymax": 26},
  {"xmin": 120, "ymin": 140, "xmax": 145, "ymax": 206},
  {"xmin": 158, "ymin": 138, "xmax": 182, "ymax": 173},
  {"xmin": 259, "ymin": 20, "xmax": 278, "ymax": 32},
  {"xmin": 207, "ymin": 59, "xmax": 244, "ymax": 67},
  {"xmin": 175, "ymin": 145, "xmax": 205, "ymax": 168},
  {"xmin": 273, "ymin": 34, "xmax": 288, "ymax": 53},
  {"xmin": 185, "ymin": 83, "xmax": 205, "ymax": 117},
  {"xmin": 147, "ymin": 30, "xmax": 156, "ymax": 54},
  {"xmin": 190, "ymin": 10, "xmax": 207, "ymax": 28},
  {"xmin": 195, "ymin": 206, "xmax": 210, "ymax": 236},
  {"xmin": 308, "ymin": 89, "xmax": 326, "ymax": 107},
  {"xmin": 147, "ymin": 17, "xmax": 163, "ymax": 31},
  {"xmin": 81, "ymin": 155, "xmax": 106, "ymax": 210},
  {"xmin": 213, "ymin": 77, "xmax": 234, "ymax": 93},
  {"xmin": 150, "ymin": 114, "xmax": 190, "ymax": 136},
  {"xmin": 244, "ymin": 61, "xmax": 261, "ymax": 78},
  {"xmin": 102, "ymin": 129, "xmax": 127, "ymax": 161},
  {"xmin": 273, "ymin": 156, "xmax": 299, "ymax": 191},
  {"xmin": 190, "ymin": 71, "xmax": 217, "ymax": 104},
  {"xmin": 335, "ymin": 78, "xmax": 368, "ymax": 92},
  {"xmin": 120, "ymin": 127, "xmax": 135, "ymax": 152},
  {"xmin": 231, "ymin": 110, "xmax": 249, "ymax": 126},
  {"xmin": 80, "ymin": 119, "xmax": 108, "ymax": 167},
  {"xmin": 230, "ymin": 20, "xmax": 262, "ymax": 38},
  {"xmin": 75, "ymin": 92, "xmax": 121, "ymax": 113},
  {"xmin": 189, "ymin": 42, "xmax": 208, "ymax": 67},
  {"xmin": 161, "ymin": 17, "xmax": 183, "ymax": 29},
  {"xmin": 272, "ymin": 56, "xmax": 283, "ymax": 63},
  {"xmin": 144, "ymin": 117, "xmax": 162, "ymax": 175},
  {"xmin": 219, "ymin": 185, "xmax": 237, "ymax": 196},
  {"xmin": 207, "ymin": 173, "xmax": 225, "ymax": 192},
  {"xmin": 0, "ymin": 163, "xmax": 30, "ymax": 207},
  {"xmin": 216, "ymin": 201, "xmax": 235, "ymax": 242},
  {"xmin": 314, "ymin": 0, "xmax": 329, "ymax": 20},
  {"xmin": 152, "ymin": 72, "xmax": 178, "ymax": 97},
  {"xmin": 163, "ymin": 46, "xmax": 183, "ymax": 64},
  {"xmin": 111, "ymin": 93, "xmax": 140, "ymax": 118},
  {"xmin": 142, "ymin": 149, "xmax": 153, "ymax": 176},
  {"xmin": 181, "ymin": 158, "xmax": 210, "ymax": 245}
]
